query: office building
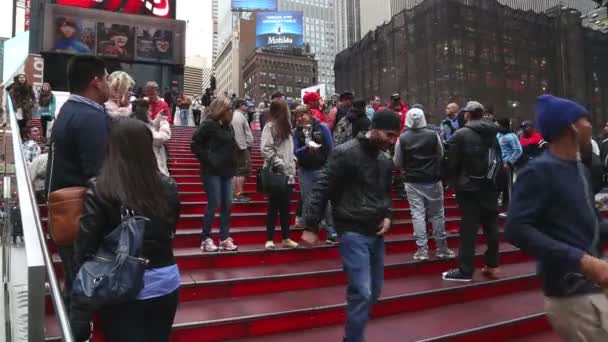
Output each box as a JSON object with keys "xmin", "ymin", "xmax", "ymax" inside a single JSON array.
[
  {"xmin": 243, "ymin": 49, "xmax": 318, "ymax": 101},
  {"xmin": 212, "ymin": 0, "xmax": 219, "ymax": 63},
  {"xmin": 279, "ymin": 0, "xmax": 337, "ymax": 95},
  {"xmin": 213, "ymin": 18, "xmax": 256, "ymax": 97},
  {"xmin": 335, "ymin": 0, "xmax": 363, "ymax": 51},
  {"xmin": 336, "ymin": 0, "xmax": 608, "ymax": 125}
]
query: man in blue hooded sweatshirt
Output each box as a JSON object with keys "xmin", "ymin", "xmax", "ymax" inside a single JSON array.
[{"xmin": 505, "ymin": 95, "xmax": 608, "ymax": 340}]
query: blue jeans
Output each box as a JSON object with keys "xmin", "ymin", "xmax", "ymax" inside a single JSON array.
[
  {"xmin": 340, "ymin": 232, "xmax": 385, "ymax": 342},
  {"xmin": 180, "ymin": 109, "xmax": 189, "ymax": 126},
  {"xmin": 299, "ymin": 168, "xmax": 337, "ymax": 237},
  {"xmin": 201, "ymin": 175, "xmax": 233, "ymax": 241}
]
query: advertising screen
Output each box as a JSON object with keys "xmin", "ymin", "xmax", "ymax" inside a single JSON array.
[
  {"xmin": 54, "ymin": 0, "xmax": 176, "ymax": 19},
  {"xmin": 42, "ymin": 5, "xmax": 186, "ymax": 64},
  {"xmin": 256, "ymin": 12, "xmax": 304, "ymax": 49},
  {"xmin": 232, "ymin": 0, "xmax": 277, "ymax": 12}
]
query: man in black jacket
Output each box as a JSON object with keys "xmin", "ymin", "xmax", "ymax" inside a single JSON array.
[
  {"xmin": 303, "ymin": 110, "xmax": 401, "ymax": 342},
  {"xmin": 393, "ymin": 108, "xmax": 455, "ymax": 261},
  {"xmin": 47, "ymin": 55, "xmax": 111, "ymax": 302},
  {"xmin": 442, "ymin": 101, "xmax": 501, "ymax": 282}
]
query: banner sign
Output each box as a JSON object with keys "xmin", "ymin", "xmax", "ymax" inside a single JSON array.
[
  {"xmin": 232, "ymin": 0, "xmax": 277, "ymax": 11},
  {"xmin": 54, "ymin": 0, "xmax": 176, "ymax": 19},
  {"xmin": 42, "ymin": 5, "xmax": 185, "ymax": 64},
  {"xmin": 256, "ymin": 12, "xmax": 304, "ymax": 49}
]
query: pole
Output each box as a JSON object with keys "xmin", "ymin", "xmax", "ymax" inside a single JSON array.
[{"xmin": 11, "ymin": 0, "xmax": 18, "ymax": 37}]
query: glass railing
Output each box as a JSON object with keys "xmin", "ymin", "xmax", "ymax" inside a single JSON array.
[{"xmin": 1, "ymin": 85, "xmax": 73, "ymax": 341}]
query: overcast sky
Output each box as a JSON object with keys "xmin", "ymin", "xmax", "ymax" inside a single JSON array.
[
  {"xmin": 0, "ymin": 1, "xmax": 12, "ymax": 38},
  {"xmin": 0, "ymin": 1, "xmax": 213, "ymax": 66},
  {"xmin": 177, "ymin": 0, "xmax": 213, "ymax": 66}
]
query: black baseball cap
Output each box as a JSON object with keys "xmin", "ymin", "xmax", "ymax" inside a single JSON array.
[{"xmin": 390, "ymin": 93, "xmax": 401, "ymax": 101}]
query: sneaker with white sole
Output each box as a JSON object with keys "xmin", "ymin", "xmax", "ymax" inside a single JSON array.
[
  {"xmin": 436, "ymin": 248, "xmax": 456, "ymax": 259},
  {"xmin": 219, "ymin": 237, "xmax": 238, "ymax": 251},
  {"xmin": 282, "ymin": 239, "xmax": 299, "ymax": 249},
  {"xmin": 265, "ymin": 241, "xmax": 276, "ymax": 250},
  {"xmin": 201, "ymin": 238, "xmax": 218, "ymax": 252},
  {"xmin": 442, "ymin": 268, "xmax": 473, "ymax": 282},
  {"xmin": 413, "ymin": 248, "xmax": 429, "ymax": 261}
]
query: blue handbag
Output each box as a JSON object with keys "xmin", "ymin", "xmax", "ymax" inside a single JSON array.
[{"xmin": 72, "ymin": 208, "xmax": 149, "ymax": 303}]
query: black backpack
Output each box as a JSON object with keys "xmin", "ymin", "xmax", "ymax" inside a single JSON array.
[{"xmin": 465, "ymin": 128, "xmax": 503, "ymax": 186}]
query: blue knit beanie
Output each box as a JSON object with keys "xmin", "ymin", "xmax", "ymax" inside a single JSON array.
[{"xmin": 535, "ymin": 95, "xmax": 588, "ymax": 142}]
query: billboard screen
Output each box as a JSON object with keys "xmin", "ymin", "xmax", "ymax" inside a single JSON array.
[
  {"xmin": 54, "ymin": 0, "xmax": 176, "ymax": 19},
  {"xmin": 43, "ymin": 4, "xmax": 186, "ymax": 64},
  {"xmin": 256, "ymin": 12, "xmax": 304, "ymax": 49},
  {"xmin": 232, "ymin": 0, "xmax": 277, "ymax": 12}
]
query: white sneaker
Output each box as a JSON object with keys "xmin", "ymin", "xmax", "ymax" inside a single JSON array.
[
  {"xmin": 201, "ymin": 238, "xmax": 218, "ymax": 252},
  {"xmin": 282, "ymin": 239, "xmax": 299, "ymax": 249},
  {"xmin": 265, "ymin": 241, "xmax": 276, "ymax": 250},
  {"xmin": 219, "ymin": 237, "xmax": 238, "ymax": 251},
  {"xmin": 499, "ymin": 212, "xmax": 508, "ymax": 219}
]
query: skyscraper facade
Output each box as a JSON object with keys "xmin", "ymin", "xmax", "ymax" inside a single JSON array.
[
  {"xmin": 212, "ymin": 0, "xmax": 219, "ymax": 63},
  {"xmin": 279, "ymin": 0, "xmax": 337, "ymax": 95},
  {"xmin": 335, "ymin": 0, "xmax": 363, "ymax": 52}
]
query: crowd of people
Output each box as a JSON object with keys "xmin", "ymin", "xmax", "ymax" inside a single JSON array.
[{"xmin": 5, "ymin": 52, "xmax": 608, "ymax": 342}]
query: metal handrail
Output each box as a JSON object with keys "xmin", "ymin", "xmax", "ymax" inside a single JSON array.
[{"xmin": 5, "ymin": 93, "xmax": 74, "ymax": 341}]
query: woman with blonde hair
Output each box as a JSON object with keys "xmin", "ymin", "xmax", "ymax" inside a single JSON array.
[
  {"xmin": 191, "ymin": 97, "xmax": 239, "ymax": 252},
  {"xmin": 106, "ymin": 71, "xmax": 135, "ymax": 118},
  {"xmin": 261, "ymin": 99, "xmax": 299, "ymax": 250}
]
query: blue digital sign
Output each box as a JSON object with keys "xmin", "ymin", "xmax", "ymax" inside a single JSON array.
[
  {"xmin": 256, "ymin": 12, "xmax": 304, "ymax": 49},
  {"xmin": 231, "ymin": 0, "xmax": 277, "ymax": 11}
]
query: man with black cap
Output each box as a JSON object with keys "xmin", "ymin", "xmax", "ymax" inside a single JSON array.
[
  {"xmin": 386, "ymin": 93, "xmax": 408, "ymax": 132},
  {"xmin": 328, "ymin": 91, "xmax": 354, "ymax": 130},
  {"xmin": 442, "ymin": 101, "xmax": 501, "ymax": 282},
  {"xmin": 506, "ymin": 95, "xmax": 608, "ymax": 340},
  {"xmin": 231, "ymin": 98, "xmax": 254, "ymax": 202},
  {"xmin": 302, "ymin": 109, "xmax": 401, "ymax": 342}
]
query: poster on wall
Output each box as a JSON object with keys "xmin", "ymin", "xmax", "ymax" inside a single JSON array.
[
  {"xmin": 256, "ymin": 12, "xmax": 304, "ymax": 49},
  {"xmin": 54, "ymin": 0, "xmax": 176, "ymax": 19},
  {"xmin": 231, "ymin": 0, "xmax": 277, "ymax": 11},
  {"xmin": 53, "ymin": 16, "xmax": 96, "ymax": 54},
  {"xmin": 97, "ymin": 23, "xmax": 134, "ymax": 59},
  {"xmin": 135, "ymin": 28, "xmax": 174, "ymax": 62}
]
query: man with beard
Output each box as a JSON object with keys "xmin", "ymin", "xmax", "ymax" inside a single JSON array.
[{"xmin": 302, "ymin": 109, "xmax": 401, "ymax": 342}]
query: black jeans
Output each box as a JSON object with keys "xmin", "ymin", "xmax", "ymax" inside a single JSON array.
[
  {"xmin": 456, "ymin": 190, "xmax": 500, "ymax": 275},
  {"xmin": 41, "ymin": 116, "xmax": 53, "ymax": 138},
  {"xmin": 192, "ymin": 109, "xmax": 202, "ymax": 126},
  {"xmin": 498, "ymin": 167, "xmax": 513, "ymax": 211},
  {"xmin": 58, "ymin": 245, "xmax": 75, "ymax": 307},
  {"xmin": 99, "ymin": 289, "xmax": 179, "ymax": 342},
  {"xmin": 266, "ymin": 185, "xmax": 293, "ymax": 241}
]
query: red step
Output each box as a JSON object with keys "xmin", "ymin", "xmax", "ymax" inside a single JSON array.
[
  {"xmin": 232, "ymin": 290, "xmax": 547, "ymax": 342},
  {"xmin": 46, "ymin": 261, "xmax": 541, "ymax": 341}
]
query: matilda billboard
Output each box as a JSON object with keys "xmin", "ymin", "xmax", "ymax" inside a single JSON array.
[{"xmin": 256, "ymin": 12, "xmax": 304, "ymax": 49}]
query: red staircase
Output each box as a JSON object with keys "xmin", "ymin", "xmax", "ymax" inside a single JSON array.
[{"xmin": 42, "ymin": 125, "xmax": 561, "ymax": 341}]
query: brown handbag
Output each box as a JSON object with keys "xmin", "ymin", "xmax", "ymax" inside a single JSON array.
[
  {"xmin": 47, "ymin": 186, "xmax": 87, "ymax": 246},
  {"xmin": 46, "ymin": 142, "xmax": 87, "ymax": 246}
]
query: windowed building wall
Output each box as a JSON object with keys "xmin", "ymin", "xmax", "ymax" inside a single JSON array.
[{"xmin": 337, "ymin": 0, "xmax": 608, "ymax": 125}]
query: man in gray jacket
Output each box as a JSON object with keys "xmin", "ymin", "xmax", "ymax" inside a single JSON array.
[
  {"xmin": 231, "ymin": 98, "xmax": 254, "ymax": 202},
  {"xmin": 394, "ymin": 108, "xmax": 454, "ymax": 261}
]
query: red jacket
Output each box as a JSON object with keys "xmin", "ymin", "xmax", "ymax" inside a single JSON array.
[
  {"xmin": 150, "ymin": 98, "xmax": 173, "ymax": 124},
  {"xmin": 520, "ymin": 131, "xmax": 543, "ymax": 147},
  {"xmin": 386, "ymin": 101, "xmax": 408, "ymax": 131},
  {"xmin": 308, "ymin": 106, "xmax": 326, "ymax": 124}
]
